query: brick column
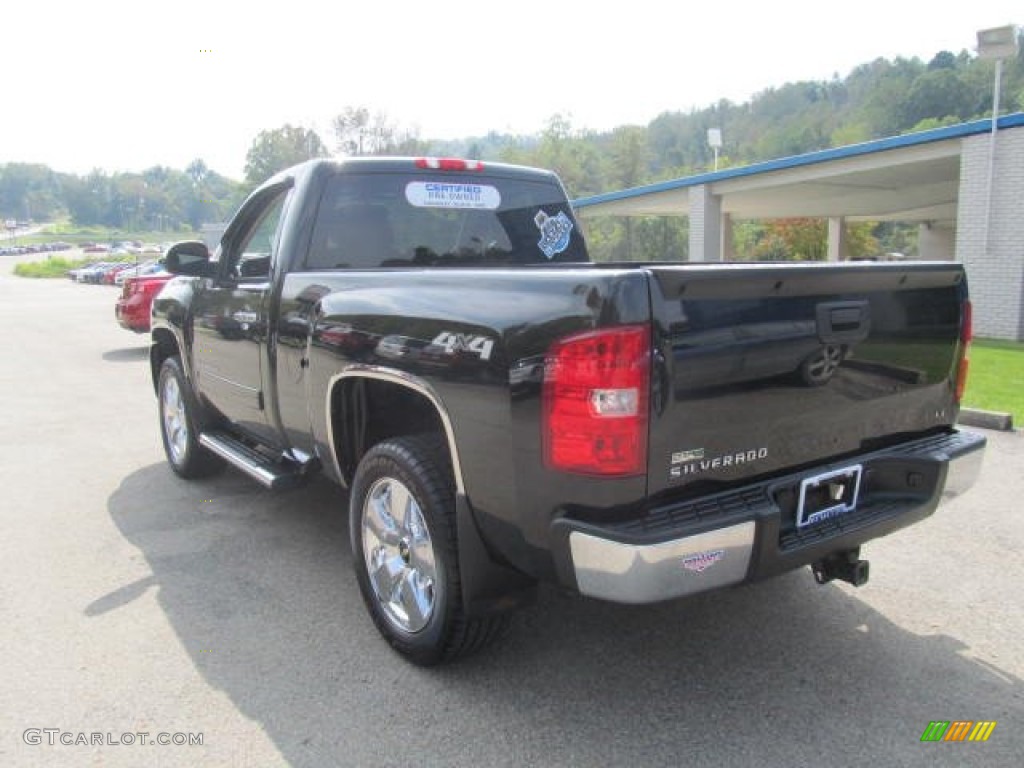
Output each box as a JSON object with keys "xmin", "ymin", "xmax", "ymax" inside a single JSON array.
[
  {"xmin": 688, "ymin": 184, "xmax": 722, "ymax": 262},
  {"xmin": 956, "ymin": 125, "xmax": 1024, "ymax": 340}
]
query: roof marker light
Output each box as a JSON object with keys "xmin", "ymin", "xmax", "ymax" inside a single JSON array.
[{"xmin": 415, "ymin": 157, "xmax": 485, "ymax": 171}]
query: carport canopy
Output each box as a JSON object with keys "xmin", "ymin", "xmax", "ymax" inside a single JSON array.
[{"xmin": 571, "ymin": 117, "xmax": 1021, "ymax": 224}]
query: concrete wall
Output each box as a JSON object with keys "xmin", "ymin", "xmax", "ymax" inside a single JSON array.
[
  {"xmin": 828, "ymin": 217, "xmax": 848, "ymax": 262},
  {"xmin": 918, "ymin": 221, "xmax": 956, "ymax": 261},
  {"xmin": 956, "ymin": 126, "xmax": 1024, "ymax": 340}
]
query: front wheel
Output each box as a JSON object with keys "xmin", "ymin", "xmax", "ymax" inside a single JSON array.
[
  {"xmin": 349, "ymin": 435, "xmax": 507, "ymax": 665},
  {"xmin": 158, "ymin": 355, "xmax": 224, "ymax": 479}
]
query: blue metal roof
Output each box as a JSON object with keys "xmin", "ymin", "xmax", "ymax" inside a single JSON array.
[{"xmin": 573, "ymin": 112, "xmax": 1024, "ymax": 209}]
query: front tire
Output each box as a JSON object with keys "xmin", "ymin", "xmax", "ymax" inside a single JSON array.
[
  {"xmin": 158, "ymin": 355, "xmax": 224, "ymax": 479},
  {"xmin": 350, "ymin": 435, "xmax": 507, "ymax": 665}
]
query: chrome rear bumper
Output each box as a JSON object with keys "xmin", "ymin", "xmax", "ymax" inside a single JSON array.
[
  {"xmin": 570, "ymin": 522, "xmax": 755, "ymax": 604},
  {"xmin": 558, "ymin": 429, "xmax": 986, "ymax": 605}
]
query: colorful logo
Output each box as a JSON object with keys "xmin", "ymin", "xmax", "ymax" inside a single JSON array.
[
  {"xmin": 682, "ymin": 550, "xmax": 724, "ymax": 573},
  {"xmin": 534, "ymin": 210, "xmax": 573, "ymax": 259},
  {"xmin": 920, "ymin": 721, "xmax": 997, "ymax": 742}
]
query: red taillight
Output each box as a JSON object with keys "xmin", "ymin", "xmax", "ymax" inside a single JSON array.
[
  {"xmin": 543, "ymin": 325, "xmax": 650, "ymax": 476},
  {"xmin": 415, "ymin": 157, "xmax": 484, "ymax": 171},
  {"xmin": 955, "ymin": 300, "xmax": 972, "ymax": 403}
]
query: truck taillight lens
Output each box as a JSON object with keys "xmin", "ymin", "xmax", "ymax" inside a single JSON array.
[
  {"xmin": 955, "ymin": 300, "xmax": 972, "ymax": 403},
  {"xmin": 543, "ymin": 325, "xmax": 650, "ymax": 476}
]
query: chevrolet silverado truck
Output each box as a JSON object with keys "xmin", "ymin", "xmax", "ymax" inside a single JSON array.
[{"xmin": 150, "ymin": 157, "xmax": 985, "ymax": 665}]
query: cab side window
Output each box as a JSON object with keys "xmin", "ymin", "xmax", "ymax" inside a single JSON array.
[{"xmin": 222, "ymin": 186, "xmax": 291, "ymax": 280}]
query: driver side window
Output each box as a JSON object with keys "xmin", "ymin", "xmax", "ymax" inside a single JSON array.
[{"xmin": 223, "ymin": 186, "xmax": 291, "ymax": 280}]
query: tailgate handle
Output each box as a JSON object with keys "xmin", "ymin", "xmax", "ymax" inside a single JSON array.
[{"xmin": 816, "ymin": 301, "xmax": 871, "ymax": 344}]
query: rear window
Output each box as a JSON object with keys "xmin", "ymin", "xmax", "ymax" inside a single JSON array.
[{"xmin": 302, "ymin": 172, "xmax": 589, "ymax": 270}]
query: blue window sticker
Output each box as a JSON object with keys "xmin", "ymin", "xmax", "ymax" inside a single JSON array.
[{"xmin": 534, "ymin": 210, "xmax": 573, "ymax": 259}]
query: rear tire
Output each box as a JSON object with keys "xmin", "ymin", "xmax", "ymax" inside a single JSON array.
[
  {"xmin": 158, "ymin": 355, "xmax": 224, "ymax": 479},
  {"xmin": 350, "ymin": 434, "xmax": 507, "ymax": 665}
]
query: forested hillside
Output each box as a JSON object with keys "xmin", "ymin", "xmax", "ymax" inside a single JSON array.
[
  {"xmin": 482, "ymin": 44, "xmax": 1023, "ymax": 260},
  {"xmin": 0, "ymin": 160, "xmax": 242, "ymax": 235},
  {"xmin": 3, "ymin": 38, "xmax": 1020, "ymax": 260}
]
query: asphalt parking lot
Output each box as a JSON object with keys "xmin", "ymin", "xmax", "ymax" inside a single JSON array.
[{"xmin": 1, "ymin": 256, "xmax": 1022, "ymax": 768}]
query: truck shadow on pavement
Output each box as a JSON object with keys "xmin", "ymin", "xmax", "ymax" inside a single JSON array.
[
  {"xmin": 103, "ymin": 464, "xmax": 1023, "ymax": 768},
  {"xmin": 101, "ymin": 346, "xmax": 150, "ymax": 363}
]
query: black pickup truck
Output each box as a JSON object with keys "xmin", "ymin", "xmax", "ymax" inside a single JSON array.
[{"xmin": 151, "ymin": 157, "xmax": 985, "ymax": 665}]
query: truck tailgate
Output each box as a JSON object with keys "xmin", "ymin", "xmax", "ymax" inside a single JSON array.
[{"xmin": 645, "ymin": 263, "xmax": 968, "ymax": 499}]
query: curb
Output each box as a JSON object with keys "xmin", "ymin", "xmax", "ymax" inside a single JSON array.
[{"xmin": 958, "ymin": 408, "xmax": 1014, "ymax": 431}]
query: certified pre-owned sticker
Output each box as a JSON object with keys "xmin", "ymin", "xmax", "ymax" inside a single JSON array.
[
  {"xmin": 405, "ymin": 182, "xmax": 501, "ymax": 210},
  {"xmin": 534, "ymin": 210, "xmax": 573, "ymax": 258}
]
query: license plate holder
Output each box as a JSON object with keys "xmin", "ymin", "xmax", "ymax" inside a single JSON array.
[{"xmin": 796, "ymin": 465, "xmax": 863, "ymax": 528}]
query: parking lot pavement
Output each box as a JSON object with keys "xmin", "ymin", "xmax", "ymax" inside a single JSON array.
[{"xmin": 1, "ymin": 268, "xmax": 1021, "ymax": 768}]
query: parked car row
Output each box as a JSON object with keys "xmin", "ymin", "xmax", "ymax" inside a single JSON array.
[
  {"xmin": 114, "ymin": 259, "xmax": 167, "ymax": 286},
  {"xmin": 82, "ymin": 242, "xmax": 165, "ymax": 255},
  {"xmin": 61, "ymin": 247, "xmax": 175, "ymax": 333},
  {"xmin": 0, "ymin": 242, "xmax": 72, "ymax": 256},
  {"xmin": 68, "ymin": 260, "xmax": 139, "ymax": 284}
]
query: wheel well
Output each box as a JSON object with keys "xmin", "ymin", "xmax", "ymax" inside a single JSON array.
[
  {"xmin": 150, "ymin": 329, "xmax": 180, "ymax": 393},
  {"xmin": 329, "ymin": 377, "xmax": 447, "ymax": 485}
]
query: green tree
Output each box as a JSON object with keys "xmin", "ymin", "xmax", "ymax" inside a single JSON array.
[
  {"xmin": 244, "ymin": 125, "xmax": 328, "ymax": 187},
  {"xmin": 63, "ymin": 171, "xmax": 108, "ymax": 226},
  {"xmin": 0, "ymin": 163, "xmax": 65, "ymax": 221},
  {"xmin": 928, "ymin": 51, "xmax": 957, "ymax": 71},
  {"xmin": 332, "ymin": 106, "xmax": 422, "ymax": 156},
  {"xmin": 606, "ymin": 126, "xmax": 650, "ymax": 258},
  {"xmin": 501, "ymin": 114, "xmax": 603, "ymax": 197},
  {"xmin": 901, "ymin": 68, "xmax": 969, "ymax": 125},
  {"xmin": 754, "ymin": 218, "xmax": 827, "ymax": 261}
]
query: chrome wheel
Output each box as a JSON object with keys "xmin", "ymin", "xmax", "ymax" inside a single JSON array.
[
  {"xmin": 804, "ymin": 345, "xmax": 843, "ymax": 384},
  {"xmin": 161, "ymin": 375, "xmax": 188, "ymax": 465},
  {"xmin": 361, "ymin": 476, "xmax": 437, "ymax": 634}
]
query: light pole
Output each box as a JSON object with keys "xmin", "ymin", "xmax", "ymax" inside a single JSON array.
[
  {"xmin": 707, "ymin": 128, "xmax": 722, "ymax": 171},
  {"xmin": 976, "ymin": 24, "xmax": 1019, "ymax": 257}
]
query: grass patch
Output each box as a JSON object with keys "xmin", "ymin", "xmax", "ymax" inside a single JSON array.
[
  {"xmin": 8, "ymin": 221, "xmax": 196, "ymax": 246},
  {"xmin": 962, "ymin": 339, "xmax": 1024, "ymax": 419}
]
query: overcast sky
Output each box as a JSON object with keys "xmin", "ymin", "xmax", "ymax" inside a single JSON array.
[{"xmin": 2, "ymin": 0, "xmax": 1019, "ymax": 179}]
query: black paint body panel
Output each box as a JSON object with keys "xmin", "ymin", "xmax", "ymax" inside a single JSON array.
[{"xmin": 151, "ymin": 159, "xmax": 971, "ymax": 601}]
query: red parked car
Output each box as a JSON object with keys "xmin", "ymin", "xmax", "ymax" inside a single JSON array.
[
  {"xmin": 103, "ymin": 262, "xmax": 137, "ymax": 285},
  {"xmin": 115, "ymin": 274, "xmax": 172, "ymax": 333}
]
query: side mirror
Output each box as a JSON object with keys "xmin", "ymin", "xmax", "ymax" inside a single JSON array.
[{"xmin": 165, "ymin": 241, "xmax": 215, "ymax": 277}]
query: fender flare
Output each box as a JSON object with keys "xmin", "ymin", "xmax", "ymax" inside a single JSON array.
[{"xmin": 325, "ymin": 366, "xmax": 536, "ymax": 616}]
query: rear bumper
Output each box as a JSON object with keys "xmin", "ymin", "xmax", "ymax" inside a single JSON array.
[
  {"xmin": 552, "ymin": 429, "xmax": 986, "ymax": 604},
  {"xmin": 115, "ymin": 296, "xmax": 150, "ymax": 333}
]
